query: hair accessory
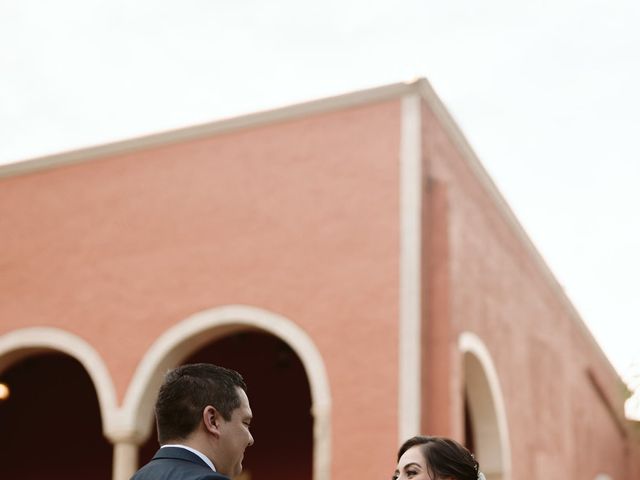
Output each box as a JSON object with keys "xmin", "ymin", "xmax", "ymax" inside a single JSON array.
[{"xmin": 478, "ymin": 472, "xmax": 486, "ymax": 480}]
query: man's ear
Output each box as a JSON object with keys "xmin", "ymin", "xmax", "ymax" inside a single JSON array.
[{"xmin": 203, "ymin": 405, "xmax": 221, "ymax": 437}]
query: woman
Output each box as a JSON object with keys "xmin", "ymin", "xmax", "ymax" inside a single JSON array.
[{"xmin": 392, "ymin": 435, "xmax": 485, "ymax": 480}]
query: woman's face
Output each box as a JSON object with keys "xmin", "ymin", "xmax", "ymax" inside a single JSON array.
[{"xmin": 393, "ymin": 445, "xmax": 431, "ymax": 480}]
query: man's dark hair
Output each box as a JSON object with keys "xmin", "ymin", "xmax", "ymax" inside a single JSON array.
[
  {"xmin": 155, "ymin": 363, "xmax": 247, "ymax": 444},
  {"xmin": 397, "ymin": 435, "xmax": 479, "ymax": 480}
]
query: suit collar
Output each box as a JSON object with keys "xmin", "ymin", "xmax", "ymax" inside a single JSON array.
[{"xmin": 153, "ymin": 446, "xmax": 212, "ymax": 469}]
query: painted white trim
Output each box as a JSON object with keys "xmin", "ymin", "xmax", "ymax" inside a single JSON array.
[
  {"xmin": 459, "ymin": 332, "xmax": 511, "ymax": 480},
  {"xmin": 594, "ymin": 474, "xmax": 613, "ymax": 480},
  {"xmin": 121, "ymin": 305, "xmax": 332, "ymax": 480},
  {"xmin": 0, "ymin": 82, "xmax": 418, "ymax": 179},
  {"xmin": 398, "ymin": 93, "xmax": 422, "ymax": 442},
  {"xmin": 0, "ymin": 327, "xmax": 118, "ymax": 437}
]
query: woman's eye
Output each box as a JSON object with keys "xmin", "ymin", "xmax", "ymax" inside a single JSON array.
[{"xmin": 406, "ymin": 470, "xmax": 418, "ymax": 478}]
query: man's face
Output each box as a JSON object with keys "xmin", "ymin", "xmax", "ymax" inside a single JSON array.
[{"xmin": 217, "ymin": 387, "xmax": 254, "ymax": 477}]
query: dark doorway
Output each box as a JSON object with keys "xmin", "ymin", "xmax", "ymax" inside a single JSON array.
[
  {"xmin": 464, "ymin": 391, "xmax": 476, "ymax": 454},
  {"xmin": 139, "ymin": 330, "xmax": 313, "ymax": 480},
  {"xmin": 0, "ymin": 352, "xmax": 112, "ymax": 480}
]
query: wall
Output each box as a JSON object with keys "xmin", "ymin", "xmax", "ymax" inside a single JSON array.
[
  {"xmin": 0, "ymin": 99, "xmax": 403, "ymax": 479},
  {"xmin": 420, "ymin": 99, "xmax": 635, "ymax": 479}
]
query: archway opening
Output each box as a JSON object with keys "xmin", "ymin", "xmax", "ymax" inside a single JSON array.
[
  {"xmin": 463, "ymin": 390, "xmax": 475, "ymax": 454},
  {"xmin": 139, "ymin": 330, "xmax": 313, "ymax": 480},
  {"xmin": 0, "ymin": 352, "xmax": 112, "ymax": 480},
  {"xmin": 463, "ymin": 352, "xmax": 504, "ymax": 480}
]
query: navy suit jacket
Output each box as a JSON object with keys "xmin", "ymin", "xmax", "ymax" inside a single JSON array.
[{"xmin": 130, "ymin": 447, "xmax": 230, "ymax": 480}]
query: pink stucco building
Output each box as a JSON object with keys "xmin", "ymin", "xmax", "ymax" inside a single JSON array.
[{"xmin": 1, "ymin": 79, "xmax": 639, "ymax": 480}]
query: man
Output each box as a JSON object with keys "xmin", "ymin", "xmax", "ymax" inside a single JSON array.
[{"xmin": 131, "ymin": 363, "xmax": 254, "ymax": 480}]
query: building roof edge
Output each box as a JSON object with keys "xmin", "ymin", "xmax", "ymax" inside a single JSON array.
[
  {"xmin": 0, "ymin": 80, "xmax": 420, "ymax": 179},
  {"xmin": 415, "ymin": 79, "xmax": 622, "ymax": 384}
]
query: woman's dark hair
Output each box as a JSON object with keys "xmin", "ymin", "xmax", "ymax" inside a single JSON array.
[
  {"xmin": 397, "ymin": 435, "xmax": 479, "ymax": 480},
  {"xmin": 155, "ymin": 363, "xmax": 247, "ymax": 444}
]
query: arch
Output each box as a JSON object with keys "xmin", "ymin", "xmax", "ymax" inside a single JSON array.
[
  {"xmin": 0, "ymin": 327, "xmax": 118, "ymax": 436},
  {"xmin": 0, "ymin": 351, "xmax": 113, "ymax": 479},
  {"xmin": 459, "ymin": 331, "xmax": 511, "ymax": 480},
  {"xmin": 122, "ymin": 305, "xmax": 332, "ymax": 480}
]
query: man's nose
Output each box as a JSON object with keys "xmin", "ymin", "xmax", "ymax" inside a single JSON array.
[{"xmin": 248, "ymin": 432, "xmax": 254, "ymax": 446}]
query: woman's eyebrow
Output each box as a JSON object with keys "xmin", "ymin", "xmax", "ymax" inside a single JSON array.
[{"xmin": 404, "ymin": 462, "xmax": 422, "ymax": 470}]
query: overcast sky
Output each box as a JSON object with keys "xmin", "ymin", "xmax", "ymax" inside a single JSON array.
[{"xmin": 1, "ymin": 0, "xmax": 639, "ymax": 412}]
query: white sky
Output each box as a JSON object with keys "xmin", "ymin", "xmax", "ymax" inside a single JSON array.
[{"xmin": 1, "ymin": 1, "xmax": 639, "ymax": 404}]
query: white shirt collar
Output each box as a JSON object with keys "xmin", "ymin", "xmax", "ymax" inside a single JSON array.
[{"xmin": 161, "ymin": 444, "xmax": 216, "ymax": 472}]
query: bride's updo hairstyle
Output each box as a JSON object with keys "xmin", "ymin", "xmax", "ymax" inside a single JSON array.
[{"xmin": 397, "ymin": 435, "xmax": 481, "ymax": 480}]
